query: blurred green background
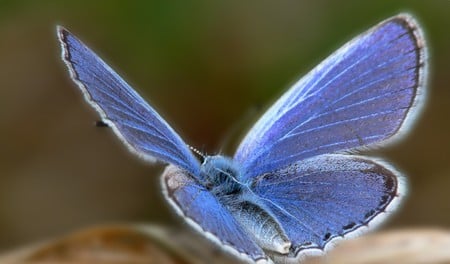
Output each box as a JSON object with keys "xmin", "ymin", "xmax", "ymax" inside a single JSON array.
[{"xmin": 0, "ymin": 0, "xmax": 449, "ymax": 252}]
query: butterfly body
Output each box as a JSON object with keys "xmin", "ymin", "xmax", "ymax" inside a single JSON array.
[
  {"xmin": 201, "ymin": 155, "xmax": 293, "ymax": 253},
  {"xmin": 163, "ymin": 163, "xmax": 292, "ymax": 256},
  {"xmin": 58, "ymin": 13, "xmax": 427, "ymax": 263}
]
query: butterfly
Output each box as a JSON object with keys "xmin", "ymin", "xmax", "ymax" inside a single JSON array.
[{"xmin": 57, "ymin": 13, "xmax": 427, "ymax": 264}]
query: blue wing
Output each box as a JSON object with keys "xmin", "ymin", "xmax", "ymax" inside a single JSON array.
[
  {"xmin": 161, "ymin": 165, "xmax": 268, "ymax": 263},
  {"xmin": 57, "ymin": 27, "xmax": 200, "ymax": 176},
  {"xmin": 234, "ymin": 14, "xmax": 426, "ymax": 179},
  {"xmin": 251, "ymin": 154, "xmax": 405, "ymax": 258}
]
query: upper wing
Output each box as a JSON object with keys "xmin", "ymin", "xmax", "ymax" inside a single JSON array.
[
  {"xmin": 161, "ymin": 165, "xmax": 268, "ymax": 263},
  {"xmin": 234, "ymin": 14, "xmax": 427, "ymax": 179},
  {"xmin": 250, "ymin": 154, "xmax": 405, "ymax": 260},
  {"xmin": 57, "ymin": 27, "xmax": 200, "ymax": 176}
]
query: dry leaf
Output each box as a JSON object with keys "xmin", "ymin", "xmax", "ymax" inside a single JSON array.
[{"xmin": 1, "ymin": 225, "xmax": 449, "ymax": 264}]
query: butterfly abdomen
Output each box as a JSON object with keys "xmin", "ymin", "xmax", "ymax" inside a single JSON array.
[{"xmin": 228, "ymin": 200, "xmax": 292, "ymax": 254}]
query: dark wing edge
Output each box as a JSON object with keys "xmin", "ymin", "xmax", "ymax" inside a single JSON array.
[
  {"xmin": 298, "ymin": 161, "xmax": 406, "ymax": 263},
  {"xmin": 161, "ymin": 165, "xmax": 270, "ymax": 264},
  {"xmin": 258, "ymin": 154, "xmax": 407, "ymax": 263},
  {"xmin": 351, "ymin": 13, "xmax": 428, "ymax": 152},
  {"xmin": 57, "ymin": 26, "xmax": 200, "ymax": 175}
]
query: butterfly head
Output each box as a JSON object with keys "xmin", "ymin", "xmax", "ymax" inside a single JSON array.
[{"xmin": 200, "ymin": 155, "xmax": 244, "ymax": 196}]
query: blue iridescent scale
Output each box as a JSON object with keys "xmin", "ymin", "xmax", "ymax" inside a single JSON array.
[{"xmin": 58, "ymin": 13, "xmax": 427, "ymax": 263}]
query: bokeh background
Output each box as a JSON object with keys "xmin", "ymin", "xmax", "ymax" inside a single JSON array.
[{"xmin": 0, "ymin": 0, "xmax": 449, "ymax": 253}]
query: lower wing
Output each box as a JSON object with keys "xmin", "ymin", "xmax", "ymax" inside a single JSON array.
[{"xmin": 251, "ymin": 154, "xmax": 405, "ymax": 260}]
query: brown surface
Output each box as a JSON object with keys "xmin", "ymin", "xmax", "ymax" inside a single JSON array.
[{"xmin": 1, "ymin": 225, "xmax": 449, "ymax": 264}]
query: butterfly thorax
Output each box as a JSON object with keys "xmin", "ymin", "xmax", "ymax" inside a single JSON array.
[
  {"xmin": 197, "ymin": 155, "xmax": 292, "ymax": 254},
  {"xmin": 200, "ymin": 155, "xmax": 243, "ymax": 196}
]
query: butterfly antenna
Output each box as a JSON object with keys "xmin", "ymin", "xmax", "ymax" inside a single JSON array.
[{"xmin": 189, "ymin": 145, "xmax": 206, "ymax": 162}]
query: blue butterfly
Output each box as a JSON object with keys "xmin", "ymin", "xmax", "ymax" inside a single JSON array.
[{"xmin": 57, "ymin": 13, "xmax": 427, "ymax": 263}]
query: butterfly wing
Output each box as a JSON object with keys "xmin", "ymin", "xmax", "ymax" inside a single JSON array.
[
  {"xmin": 58, "ymin": 27, "xmax": 200, "ymax": 175},
  {"xmin": 161, "ymin": 165, "xmax": 268, "ymax": 263},
  {"xmin": 251, "ymin": 154, "xmax": 405, "ymax": 259},
  {"xmin": 235, "ymin": 14, "xmax": 427, "ymax": 179}
]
